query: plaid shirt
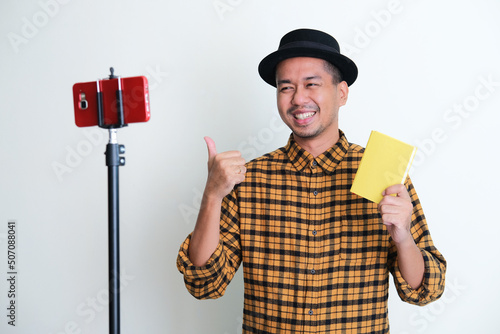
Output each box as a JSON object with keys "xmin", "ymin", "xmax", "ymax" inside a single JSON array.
[{"xmin": 177, "ymin": 131, "xmax": 446, "ymax": 333}]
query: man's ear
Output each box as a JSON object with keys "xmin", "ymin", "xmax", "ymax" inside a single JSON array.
[{"xmin": 338, "ymin": 81, "xmax": 349, "ymax": 106}]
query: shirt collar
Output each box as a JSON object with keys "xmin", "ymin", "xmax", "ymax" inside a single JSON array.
[{"xmin": 285, "ymin": 130, "xmax": 350, "ymax": 174}]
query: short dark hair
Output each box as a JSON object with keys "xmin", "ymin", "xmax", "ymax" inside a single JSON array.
[{"xmin": 323, "ymin": 60, "xmax": 343, "ymax": 85}]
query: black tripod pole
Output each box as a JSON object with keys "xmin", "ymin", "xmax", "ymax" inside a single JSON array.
[{"xmin": 105, "ymin": 128, "xmax": 125, "ymax": 334}]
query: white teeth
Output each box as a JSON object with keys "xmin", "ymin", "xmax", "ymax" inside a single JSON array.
[{"xmin": 295, "ymin": 112, "xmax": 315, "ymax": 120}]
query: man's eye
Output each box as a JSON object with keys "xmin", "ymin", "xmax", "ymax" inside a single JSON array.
[
  {"xmin": 280, "ymin": 86, "xmax": 293, "ymax": 92},
  {"xmin": 307, "ymin": 83, "xmax": 318, "ymax": 87}
]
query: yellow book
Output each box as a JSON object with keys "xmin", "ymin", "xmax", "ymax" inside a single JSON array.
[{"xmin": 350, "ymin": 131, "xmax": 417, "ymax": 203}]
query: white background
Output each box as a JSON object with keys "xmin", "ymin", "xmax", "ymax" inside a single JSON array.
[{"xmin": 1, "ymin": 0, "xmax": 499, "ymax": 333}]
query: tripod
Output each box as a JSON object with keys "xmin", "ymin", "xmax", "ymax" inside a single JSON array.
[{"xmin": 100, "ymin": 67, "xmax": 127, "ymax": 334}]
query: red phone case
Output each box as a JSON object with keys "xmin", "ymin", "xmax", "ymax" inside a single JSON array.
[{"xmin": 73, "ymin": 76, "xmax": 150, "ymax": 127}]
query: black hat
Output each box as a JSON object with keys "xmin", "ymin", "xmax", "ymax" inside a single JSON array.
[{"xmin": 258, "ymin": 28, "xmax": 358, "ymax": 87}]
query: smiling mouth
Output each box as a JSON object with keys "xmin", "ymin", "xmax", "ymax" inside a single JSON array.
[{"xmin": 294, "ymin": 112, "xmax": 316, "ymax": 120}]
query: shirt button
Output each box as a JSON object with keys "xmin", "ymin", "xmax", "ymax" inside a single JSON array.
[
  {"xmin": 312, "ymin": 160, "xmax": 317, "ymax": 166},
  {"xmin": 310, "ymin": 269, "xmax": 316, "ymax": 274},
  {"xmin": 312, "ymin": 230, "xmax": 317, "ymax": 236},
  {"xmin": 308, "ymin": 310, "xmax": 314, "ymax": 315},
  {"xmin": 313, "ymin": 190, "xmax": 318, "ymax": 196}
]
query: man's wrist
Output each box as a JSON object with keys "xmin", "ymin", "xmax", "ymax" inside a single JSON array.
[
  {"xmin": 201, "ymin": 190, "xmax": 224, "ymax": 209},
  {"xmin": 394, "ymin": 232, "xmax": 416, "ymax": 250}
]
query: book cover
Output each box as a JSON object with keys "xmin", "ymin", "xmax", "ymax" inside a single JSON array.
[{"xmin": 350, "ymin": 131, "xmax": 417, "ymax": 203}]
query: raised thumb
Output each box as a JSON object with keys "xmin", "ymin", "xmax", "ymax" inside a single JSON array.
[{"xmin": 204, "ymin": 136, "xmax": 217, "ymax": 162}]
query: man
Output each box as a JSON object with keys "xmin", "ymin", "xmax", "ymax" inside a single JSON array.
[{"xmin": 177, "ymin": 28, "xmax": 446, "ymax": 333}]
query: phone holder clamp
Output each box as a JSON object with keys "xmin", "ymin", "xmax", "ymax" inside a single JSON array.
[{"xmin": 97, "ymin": 67, "xmax": 128, "ymax": 129}]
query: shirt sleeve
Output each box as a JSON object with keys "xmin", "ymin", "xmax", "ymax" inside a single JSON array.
[
  {"xmin": 176, "ymin": 189, "xmax": 242, "ymax": 300},
  {"xmin": 388, "ymin": 177, "xmax": 447, "ymax": 306}
]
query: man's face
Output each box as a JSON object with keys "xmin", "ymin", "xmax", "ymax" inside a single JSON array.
[{"xmin": 275, "ymin": 57, "xmax": 348, "ymax": 144}]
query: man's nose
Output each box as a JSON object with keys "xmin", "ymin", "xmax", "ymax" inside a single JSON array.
[{"xmin": 291, "ymin": 86, "xmax": 310, "ymax": 105}]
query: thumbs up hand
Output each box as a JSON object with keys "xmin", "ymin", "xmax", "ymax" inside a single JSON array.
[{"xmin": 203, "ymin": 136, "xmax": 246, "ymax": 201}]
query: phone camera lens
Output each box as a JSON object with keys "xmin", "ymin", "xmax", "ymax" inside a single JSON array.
[{"xmin": 80, "ymin": 100, "xmax": 88, "ymax": 110}]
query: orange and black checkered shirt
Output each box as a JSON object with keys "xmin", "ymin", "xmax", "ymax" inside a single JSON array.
[{"xmin": 177, "ymin": 131, "xmax": 446, "ymax": 333}]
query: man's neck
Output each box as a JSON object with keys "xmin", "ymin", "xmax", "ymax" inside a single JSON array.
[{"xmin": 293, "ymin": 130, "xmax": 340, "ymax": 158}]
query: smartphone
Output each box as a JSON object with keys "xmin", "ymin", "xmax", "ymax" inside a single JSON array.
[{"xmin": 73, "ymin": 76, "xmax": 150, "ymax": 127}]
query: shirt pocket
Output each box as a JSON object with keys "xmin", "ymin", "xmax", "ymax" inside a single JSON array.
[{"xmin": 340, "ymin": 212, "xmax": 388, "ymax": 264}]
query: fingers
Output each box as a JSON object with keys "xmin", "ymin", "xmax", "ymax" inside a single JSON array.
[
  {"xmin": 379, "ymin": 184, "xmax": 410, "ymax": 214},
  {"xmin": 232, "ymin": 165, "xmax": 246, "ymax": 185},
  {"xmin": 379, "ymin": 184, "xmax": 411, "ymax": 212},
  {"xmin": 233, "ymin": 164, "xmax": 246, "ymax": 175},
  {"xmin": 382, "ymin": 184, "xmax": 410, "ymax": 200},
  {"xmin": 378, "ymin": 184, "xmax": 413, "ymax": 230},
  {"xmin": 379, "ymin": 209, "xmax": 411, "ymax": 226}
]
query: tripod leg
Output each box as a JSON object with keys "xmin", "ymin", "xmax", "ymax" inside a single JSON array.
[
  {"xmin": 108, "ymin": 163, "xmax": 120, "ymax": 334},
  {"xmin": 105, "ymin": 129, "xmax": 125, "ymax": 334}
]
